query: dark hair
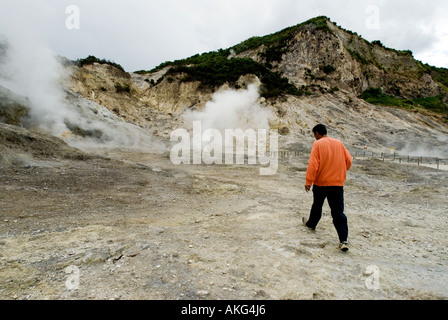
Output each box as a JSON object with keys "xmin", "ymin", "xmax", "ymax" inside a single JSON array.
[{"xmin": 312, "ymin": 124, "xmax": 327, "ymax": 136}]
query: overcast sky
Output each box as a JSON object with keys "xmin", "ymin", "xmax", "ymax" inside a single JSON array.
[{"xmin": 1, "ymin": 0, "xmax": 447, "ymax": 72}]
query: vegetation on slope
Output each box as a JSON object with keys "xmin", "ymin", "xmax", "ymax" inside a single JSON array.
[
  {"xmin": 231, "ymin": 16, "xmax": 331, "ymax": 65},
  {"xmin": 419, "ymin": 64, "xmax": 448, "ymax": 89},
  {"xmin": 76, "ymin": 16, "xmax": 448, "ymax": 117},
  {"xmin": 136, "ymin": 49, "xmax": 300, "ymax": 99},
  {"xmin": 164, "ymin": 54, "xmax": 301, "ymax": 98},
  {"xmin": 361, "ymin": 88, "xmax": 448, "ymax": 122},
  {"xmin": 77, "ymin": 55, "xmax": 126, "ymax": 73},
  {"xmin": 135, "ymin": 16, "xmax": 335, "ymax": 99}
]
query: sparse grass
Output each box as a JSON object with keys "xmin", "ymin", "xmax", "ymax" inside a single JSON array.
[
  {"xmin": 361, "ymin": 88, "xmax": 448, "ymax": 121},
  {"xmin": 361, "ymin": 88, "xmax": 408, "ymax": 107},
  {"xmin": 232, "ymin": 16, "xmax": 332, "ymax": 65},
  {"xmin": 346, "ymin": 48, "xmax": 368, "ymax": 65},
  {"xmin": 231, "ymin": 16, "xmax": 331, "ymax": 55},
  {"xmin": 417, "ymin": 63, "xmax": 448, "ymax": 89}
]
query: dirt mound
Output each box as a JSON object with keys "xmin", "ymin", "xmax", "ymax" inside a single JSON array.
[
  {"xmin": 0, "ymin": 86, "xmax": 28, "ymax": 126},
  {"xmin": 0, "ymin": 123, "xmax": 88, "ymax": 165}
]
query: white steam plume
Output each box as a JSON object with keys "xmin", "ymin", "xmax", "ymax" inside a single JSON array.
[
  {"xmin": 0, "ymin": 34, "xmax": 72, "ymax": 134},
  {"xmin": 180, "ymin": 84, "xmax": 276, "ymax": 164},
  {"xmin": 183, "ymin": 84, "xmax": 273, "ymax": 132},
  {"xmin": 387, "ymin": 131, "xmax": 448, "ymax": 158},
  {"xmin": 0, "ymin": 33, "xmax": 165, "ymax": 153}
]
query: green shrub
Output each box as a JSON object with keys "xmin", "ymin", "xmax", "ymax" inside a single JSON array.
[
  {"xmin": 231, "ymin": 25, "xmax": 297, "ymax": 56},
  {"xmin": 361, "ymin": 88, "xmax": 448, "ymax": 119},
  {"xmin": 421, "ymin": 65, "xmax": 448, "ymax": 88},
  {"xmin": 114, "ymin": 83, "xmax": 130, "ymax": 94},
  {"xmin": 413, "ymin": 95, "xmax": 447, "ymax": 110},
  {"xmin": 346, "ymin": 48, "xmax": 368, "ymax": 65},
  {"xmin": 329, "ymin": 86, "xmax": 339, "ymax": 93},
  {"xmin": 163, "ymin": 54, "xmax": 300, "ymax": 98},
  {"xmin": 259, "ymin": 44, "xmax": 288, "ymax": 65},
  {"xmin": 78, "ymin": 55, "xmax": 125, "ymax": 72},
  {"xmin": 372, "ymin": 40, "xmax": 384, "ymax": 48},
  {"xmin": 260, "ymin": 71, "xmax": 301, "ymax": 98},
  {"xmin": 306, "ymin": 16, "xmax": 334, "ymax": 34},
  {"xmin": 322, "ymin": 65, "xmax": 336, "ymax": 74},
  {"xmin": 361, "ymin": 88, "xmax": 411, "ymax": 108}
]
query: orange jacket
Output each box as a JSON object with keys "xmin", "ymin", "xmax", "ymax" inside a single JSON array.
[{"xmin": 306, "ymin": 137, "xmax": 352, "ymax": 187}]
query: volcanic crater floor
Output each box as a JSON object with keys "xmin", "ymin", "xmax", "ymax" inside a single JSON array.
[{"xmin": 1, "ymin": 150, "xmax": 447, "ymax": 300}]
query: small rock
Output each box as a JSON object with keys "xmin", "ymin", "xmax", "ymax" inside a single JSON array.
[
  {"xmin": 126, "ymin": 247, "xmax": 140, "ymax": 257},
  {"xmin": 82, "ymin": 248, "xmax": 110, "ymax": 264},
  {"xmin": 109, "ymin": 245, "xmax": 125, "ymax": 257},
  {"xmin": 254, "ymin": 290, "xmax": 268, "ymax": 298},
  {"xmin": 197, "ymin": 290, "xmax": 210, "ymax": 297}
]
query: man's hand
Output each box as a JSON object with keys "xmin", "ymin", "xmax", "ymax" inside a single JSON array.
[{"xmin": 305, "ymin": 185, "xmax": 312, "ymax": 193}]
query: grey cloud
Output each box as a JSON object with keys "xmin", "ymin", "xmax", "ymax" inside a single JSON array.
[{"xmin": 1, "ymin": 0, "xmax": 446, "ymax": 71}]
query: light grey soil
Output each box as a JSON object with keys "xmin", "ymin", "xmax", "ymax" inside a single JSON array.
[{"xmin": 1, "ymin": 149, "xmax": 447, "ymax": 300}]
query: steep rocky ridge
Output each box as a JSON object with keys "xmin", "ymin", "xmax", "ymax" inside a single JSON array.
[
  {"xmin": 231, "ymin": 16, "xmax": 446, "ymax": 99},
  {"xmin": 326, "ymin": 20, "xmax": 443, "ymax": 98}
]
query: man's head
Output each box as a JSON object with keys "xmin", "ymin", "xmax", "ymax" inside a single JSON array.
[{"xmin": 312, "ymin": 124, "xmax": 327, "ymax": 140}]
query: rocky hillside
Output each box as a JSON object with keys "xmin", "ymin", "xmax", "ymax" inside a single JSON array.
[
  {"xmin": 2, "ymin": 16, "xmax": 448, "ymax": 157},
  {"xmin": 61, "ymin": 17, "xmax": 447, "ymax": 154}
]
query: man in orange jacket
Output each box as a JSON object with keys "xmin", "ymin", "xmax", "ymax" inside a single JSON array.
[{"xmin": 303, "ymin": 124, "xmax": 353, "ymax": 252}]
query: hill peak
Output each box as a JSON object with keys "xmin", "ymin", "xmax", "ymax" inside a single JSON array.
[{"xmin": 78, "ymin": 15, "xmax": 447, "ymax": 121}]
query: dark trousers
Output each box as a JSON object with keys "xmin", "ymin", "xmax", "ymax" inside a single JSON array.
[{"xmin": 306, "ymin": 186, "xmax": 348, "ymax": 243}]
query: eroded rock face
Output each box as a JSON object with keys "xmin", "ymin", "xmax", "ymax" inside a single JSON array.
[
  {"xmin": 138, "ymin": 75, "xmax": 212, "ymax": 115},
  {"xmin": 278, "ymin": 19, "xmax": 442, "ymax": 99}
]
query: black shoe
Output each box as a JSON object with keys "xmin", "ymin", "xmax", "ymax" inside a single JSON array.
[
  {"xmin": 302, "ymin": 217, "xmax": 315, "ymax": 231},
  {"xmin": 339, "ymin": 241, "xmax": 349, "ymax": 252}
]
